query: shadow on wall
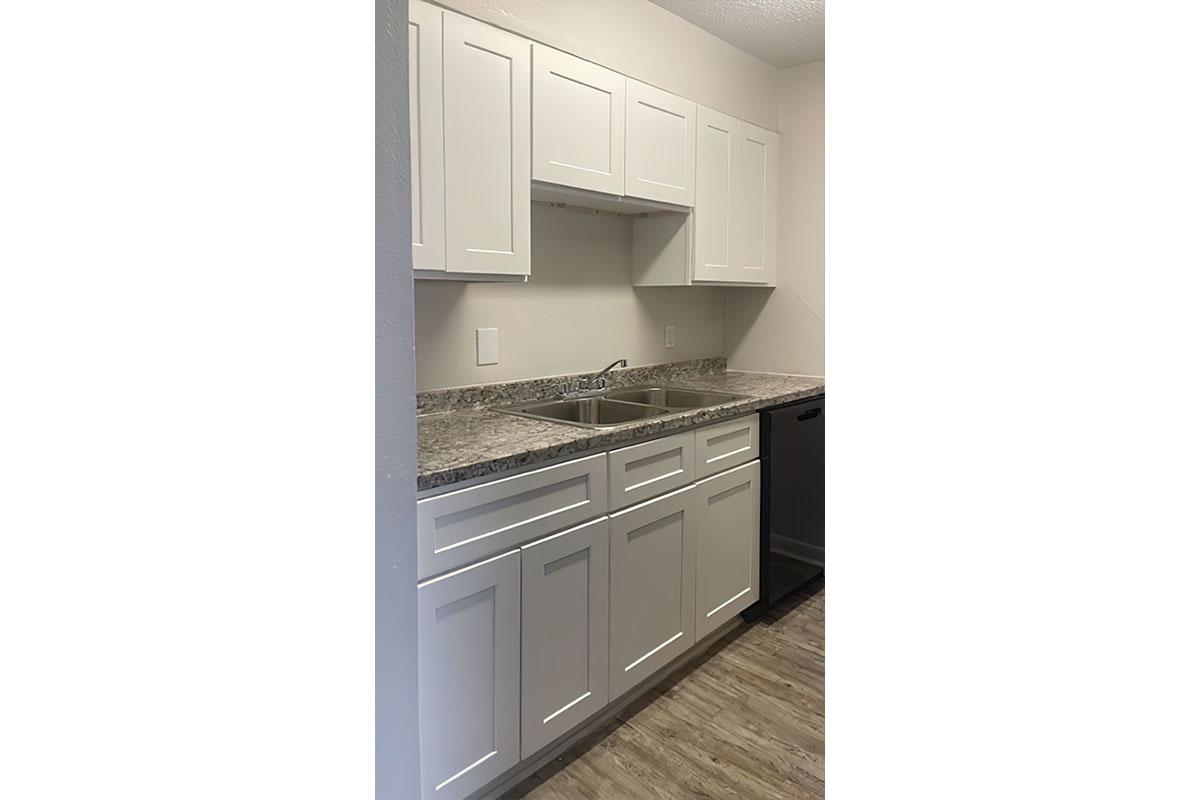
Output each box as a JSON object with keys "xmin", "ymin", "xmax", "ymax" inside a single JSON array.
[
  {"xmin": 722, "ymin": 287, "xmax": 773, "ymax": 359},
  {"xmin": 412, "ymin": 204, "xmax": 726, "ymax": 391}
]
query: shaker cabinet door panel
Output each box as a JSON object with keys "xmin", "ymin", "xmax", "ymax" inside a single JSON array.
[
  {"xmin": 520, "ymin": 517, "xmax": 610, "ymax": 758},
  {"xmin": 409, "ymin": 0, "xmax": 446, "ymax": 271},
  {"xmin": 442, "ymin": 12, "xmax": 531, "ymax": 275},
  {"xmin": 417, "ymin": 549, "xmax": 521, "ymax": 800},
  {"xmin": 695, "ymin": 460, "xmax": 761, "ymax": 639},
  {"xmin": 532, "ymin": 45, "xmax": 626, "ymax": 195},
  {"xmin": 608, "ymin": 486, "xmax": 697, "ymax": 699},
  {"xmin": 625, "ymin": 79, "xmax": 696, "ymax": 206},
  {"xmin": 693, "ymin": 106, "xmax": 737, "ymax": 283},
  {"xmin": 731, "ymin": 121, "xmax": 779, "ymax": 284}
]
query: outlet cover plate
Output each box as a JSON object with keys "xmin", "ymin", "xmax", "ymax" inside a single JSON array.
[{"xmin": 476, "ymin": 328, "xmax": 499, "ymax": 365}]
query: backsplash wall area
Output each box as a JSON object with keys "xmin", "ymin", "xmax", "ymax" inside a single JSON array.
[{"xmin": 413, "ymin": 204, "xmax": 726, "ymax": 391}]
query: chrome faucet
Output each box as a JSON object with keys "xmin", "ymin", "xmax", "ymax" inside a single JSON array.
[{"xmin": 556, "ymin": 358, "xmax": 628, "ymax": 398}]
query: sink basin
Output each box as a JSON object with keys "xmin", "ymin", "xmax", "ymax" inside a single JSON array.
[
  {"xmin": 497, "ymin": 397, "xmax": 673, "ymax": 428},
  {"xmin": 605, "ymin": 386, "xmax": 747, "ymax": 409}
]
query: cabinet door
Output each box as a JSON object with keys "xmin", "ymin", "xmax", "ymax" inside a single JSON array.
[
  {"xmin": 731, "ymin": 121, "xmax": 779, "ymax": 285},
  {"xmin": 692, "ymin": 106, "xmax": 736, "ymax": 282},
  {"xmin": 695, "ymin": 460, "xmax": 761, "ymax": 639},
  {"xmin": 409, "ymin": 0, "xmax": 445, "ymax": 271},
  {"xmin": 442, "ymin": 12, "xmax": 530, "ymax": 275},
  {"xmin": 418, "ymin": 550, "xmax": 520, "ymax": 800},
  {"xmin": 532, "ymin": 45, "xmax": 625, "ymax": 196},
  {"xmin": 625, "ymin": 79, "xmax": 696, "ymax": 206},
  {"xmin": 608, "ymin": 486, "xmax": 697, "ymax": 698},
  {"xmin": 520, "ymin": 517, "xmax": 609, "ymax": 758}
]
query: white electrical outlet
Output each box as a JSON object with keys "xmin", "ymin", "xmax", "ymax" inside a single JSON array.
[
  {"xmin": 476, "ymin": 328, "xmax": 499, "ymax": 365},
  {"xmin": 665, "ymin": 325, "xmax": 676, "ymax": 349}
]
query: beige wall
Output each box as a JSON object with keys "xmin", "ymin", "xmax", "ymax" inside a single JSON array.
[
  {"xmin": 434, "ymin": 0, "xmax": 780, "ymax": 131},
  {"xmin": 415, "ymin": 204, "xmax": 725, "ymax": 390},
  {"xmin": 725, "ymin": 61, "xmax": 825, "ymax": 376}
]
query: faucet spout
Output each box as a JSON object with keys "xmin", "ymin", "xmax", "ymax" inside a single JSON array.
[{"xmin": 557, "ymin": 357, "xmax": 628, "ymax": 398}]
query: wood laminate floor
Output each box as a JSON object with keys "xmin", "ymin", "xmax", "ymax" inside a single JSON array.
[{"xmin": 507, "ymin": 575, "xmax": 825, "ymax": 799}]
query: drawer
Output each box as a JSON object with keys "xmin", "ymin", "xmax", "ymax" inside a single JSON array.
[
  {"xmin": 416, "ymin": 453, "xmax": 608, "ymax": 579},
  {"xmin": 695, "ymin": 415, "xmax": 759, "ymax": 478},
  {"xmin": 608, "ymin": 431, "xmax": 696, "ymax": 511}
]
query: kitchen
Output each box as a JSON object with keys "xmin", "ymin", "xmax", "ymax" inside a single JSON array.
[
  {"xmin": 8, "ymin": 1, "xmax": 1196, "ymax": 799},
  {"xmin": 406, "ymin": 1, "xmax": 824, "ymax": 797}
]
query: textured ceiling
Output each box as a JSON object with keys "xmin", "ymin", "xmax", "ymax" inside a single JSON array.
[{"xmin": 648, "ymin": 0, "xmax": 824, "ymax": 68}]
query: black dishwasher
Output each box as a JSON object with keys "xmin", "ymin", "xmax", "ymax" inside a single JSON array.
[{"xmin": 746, "ymin": 394, "xmax": 824, "ymax": 616}]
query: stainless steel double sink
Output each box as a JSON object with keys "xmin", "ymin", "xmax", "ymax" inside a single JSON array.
[{"xmin": 493, "ymin": 386, "xmax": 748, "ymax": 429}]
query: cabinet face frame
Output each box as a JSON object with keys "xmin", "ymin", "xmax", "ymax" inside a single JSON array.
[
  {"xmin": 694, "ymin": 460, "xmax": 761, "ymax": 639},
  {"xmin": 624, "ymin": 79, "xmax": 696, "ymax": 206},
  {"xmin": 520, "ymin": 517, "xmax": 610, "ymax": 758},
  {"xmin": 409, "ymin": 0, "xmax": 446, "ymax": 271},
  {"xmin": 442, "ymin": 11, "xmax": 531, "ymax": 276},
  {"xmin": 531, "ymin": 45, "xmax": 626, "ymax": 196},
  {"xmin": 417, "ymin": 549, "xmax": 521, "ymax": 800},
  {"xmin": 608, "ymin": 484, "xmax": 697, "ymax": 699}
]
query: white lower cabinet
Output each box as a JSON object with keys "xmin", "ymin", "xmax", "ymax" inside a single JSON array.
[
  {"xmin": 417, "ymin": 550, "xmax": 521, "ymax": 800},
  {"xmin": 694, "ymin": 460, "xmax": 761, "ymax": 639},
  {"xmin": 519, "ymin": 517, "xmax": 610, "ymax": 758},
  {"xmin": 608, "ymin": 485, "xmax": 698, "ymax": 699}
]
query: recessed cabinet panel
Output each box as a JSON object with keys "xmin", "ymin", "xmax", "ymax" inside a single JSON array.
[
  {"xmin": 443, "ymin": 12, "xmax": 530, "ymax": 275},
  {"xmin": 520, "ymin": 517, "xmax": 610, "ymax": 758},
  {"xmin": 418, "ymin": 550, "xmax": 520, "ymax": 800},
  {"xmin": 625, "ymin": 79, "xmax": 696, "ymax": 206},
  {"xmin": 409, "ymin": 0, "xmax": 445, "ymax": 271},
  {"xmin": 693, "ymin": 106, "xmax": 736, "ymax": 283},
  {"xmin": 732, "ymin": 121, "xmax": 779, "ymax": 284},
  {"xmin": 608, "ymin": 431, "xmax": 695, "ymax": 511},
  {"xmin": 609, "ymin": 486, "xmax": 697, "ymax": 698},
  {"xmin": 532, "ymin": 45, "xmax": 626, "ymax": 195},
  {"xmin": 695, "ymin": 415, "xmax": 760, "ymax": 479},
  {"xmin": 695, "ymin": 461, "xmax": 761, "ymax": 639},
  {"xmin": 416, "ymin": 453, "xmax": 607, "ymax": 580}
]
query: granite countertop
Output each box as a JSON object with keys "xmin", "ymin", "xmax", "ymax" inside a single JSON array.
[{"xmin": 417, "ymin": 360, "xmax": 824, "ymax": 492}]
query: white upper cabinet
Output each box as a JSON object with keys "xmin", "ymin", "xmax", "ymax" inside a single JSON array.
[
  {"xmin": 409, "ymin": 0, "xmax": 445, "ymax": 271},
  {"xmin": 731, "ymin": 121, "xmax": 779, "ymax": 285},
  {"xmin": 692, "ymin": 106, "xmax": 737, "ymax": 282},
  {"xmin": 532, "ymin": 45, "xmax": 626, "ymax": 196},
  {"xmin": 633, "ymin": 108, "xmax": 779, "ymax": 287},
  {"xmin": 441, "ymin": 11, "xmax": 531, "ymax": 276},
  {"xmin": 624, "ymin": 79, "xmax": 696, "ymax": 206},
  {"xmin": 417, "ymin": 550, "xmax": 521, "ymax": 800}
]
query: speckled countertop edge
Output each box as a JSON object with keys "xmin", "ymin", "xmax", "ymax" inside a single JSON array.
[{"xmin": 417, "ymin": 363, "xmax": 825, "ymax": 492}]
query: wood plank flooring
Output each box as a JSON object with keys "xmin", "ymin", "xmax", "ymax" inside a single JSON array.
[{"xmin": 507, "ymin": 576, "xmax": 825, "ymax": 799}]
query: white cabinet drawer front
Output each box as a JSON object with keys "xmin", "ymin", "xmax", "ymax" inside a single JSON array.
[
  {"xmin": 532, "ymin": 45, "xmax": 626, "ymax": 195},
  {"xmin": 695, "ymin": 460, "xmax": 761, "ymax": 639},
  {"xmin": 418, "ymin": 550, "xmax": 520, "ymax": 800},
  {"xmin": 608, "ymin": 486, "xmax": 697, "ymax": 699},
  {"xmin": 417, "ymin": 453, "xmax": 608, "ymax": 579},
  {"xmin": 625, "ymin": 79, "xmax": 696, "ymax": 206},
  {"xmin": 520, "ymin": 517, "xmax": 610, "ymax": 758},
  {"xmin": 695, "ymin": 415, "xmax": 760, "ymax": 478},
  {"xmin": 608, "ymin": 431, "xmax": 695, "ymax": 511}
]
